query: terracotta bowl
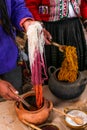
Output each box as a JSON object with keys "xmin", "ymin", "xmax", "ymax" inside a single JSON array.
[{"xmin": 15, "ymin": 91, "xmax": 53, "ymax": 125}]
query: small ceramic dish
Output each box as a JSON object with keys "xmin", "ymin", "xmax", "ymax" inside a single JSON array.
[{"xmin": 64, "ymin": 109, "xmax": 87, "ymax": 129}]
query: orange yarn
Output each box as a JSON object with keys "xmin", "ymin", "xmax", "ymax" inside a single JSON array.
[
  {"xmin": 34, "ymin": 84, "xmax": 43, "ymax": 108},
  {"xmin": 58, "ymin": 46, "xmax": 78, "ymax": 82}
]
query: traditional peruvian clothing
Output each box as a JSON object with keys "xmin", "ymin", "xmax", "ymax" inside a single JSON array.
[
  {"xmin": 80, "ymin": 0, "xmax": 87, "ymax": 20},
  {"xmin": 0, "ymin": 0, "xmax": 33, "ymax": 93},
  {"xmin": 80, "ymin": 0, "xmax": 87, "ymax": 28},
  {"xmin": 0, "ymin": 0, "xmax": 33, "ymax": 74},
  {"xmin": 26, "ymin": 0, "xmax": 87, "ymax": 71}
]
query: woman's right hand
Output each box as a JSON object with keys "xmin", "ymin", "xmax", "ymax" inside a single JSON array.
[
  {"xmin": 0, "ymin": 80, "xmax": 20, "ymax": 101},
  {"xmin": 43, "ymin": 28, "xmax": 52, "ymax": 45}
]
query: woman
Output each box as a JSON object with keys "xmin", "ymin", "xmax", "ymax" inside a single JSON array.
[
  {"xmin": 25, "ymin": 0, "xmax": 87, "ymax": 71},
  {"xmin": 0, "ymin": 0, "xmax": 51, "ymax": 101},
  {"xmin": 0, "ymin": 0, "xmax": 33, "ymax": 100}
]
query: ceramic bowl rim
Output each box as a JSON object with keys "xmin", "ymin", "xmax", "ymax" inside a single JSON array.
[
  {"xmin": 15, "ymin": 91, "xmax": 53, "ymax": 113},
  {"xmin": 64, "ymin": 109, "xmax": 87, "ymax": 129}
]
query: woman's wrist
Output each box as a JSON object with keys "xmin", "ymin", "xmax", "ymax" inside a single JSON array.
[{"xmin": 20, "ymin": 18, "xmax": 34, "ymax": 31}]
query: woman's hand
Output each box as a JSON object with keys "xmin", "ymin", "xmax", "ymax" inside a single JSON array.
[
  {"xmin": 22, "ymin": 19, "xmax": 35, "ymax": 31},
  {"xmin": 0, "ymin": 80, "xmax": 20, "ymax": 101},
  {"xmin": 23, "ymin": 20, "xmax": 52, "ymax": 44},
  {"xmin": 43, "ymin": 28, "xmax": 52, "ymax": 44}
]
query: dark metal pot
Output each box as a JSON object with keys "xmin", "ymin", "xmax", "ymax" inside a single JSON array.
[{"xmin": 48, "ymin": 66, "xmax": 87, "ymax": 100}]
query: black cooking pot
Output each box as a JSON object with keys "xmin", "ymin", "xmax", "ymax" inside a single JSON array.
[{"xmin": 48, "ymin": 66, "xmax": 87, "ymax": 100}]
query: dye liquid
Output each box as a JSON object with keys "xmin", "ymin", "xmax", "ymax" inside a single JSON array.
[{"xmin": 41, "ymin": 124, "xmax": 59, "ymax": 130}]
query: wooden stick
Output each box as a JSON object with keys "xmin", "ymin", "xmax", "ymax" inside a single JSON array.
[
  {"xmin": 23, "ymin": 120, "xmax": 42, "ymax": 130},
  {"xmin": 51, "ymin": 41, "xmax": 65, "ymax": 52},
  {"xmin": 53, "ymin": 107, "xmax": 83, "ymax": 125},
  {"xmin": 8, "ymin": 86, "xmax": 36, "ymax": 110}
]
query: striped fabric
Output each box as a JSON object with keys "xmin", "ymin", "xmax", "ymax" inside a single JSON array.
[{"xmin": 49, "ymin": 0, "xmax": 80, "ymax": 21}]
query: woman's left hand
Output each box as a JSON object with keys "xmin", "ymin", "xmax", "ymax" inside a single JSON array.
[{"xmin": 23, "ymin": 20, "xmax": 52, "ymax": 44}]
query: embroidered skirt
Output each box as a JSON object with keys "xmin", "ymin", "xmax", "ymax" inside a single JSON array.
[{"xmin": 43, "ymin": 17, "xmax": 87, "ymax": 71}]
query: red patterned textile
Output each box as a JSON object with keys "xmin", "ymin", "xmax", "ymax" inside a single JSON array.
[{"xmin": 80, "ymin": 0, "xmax": 87, "ymax": 20}]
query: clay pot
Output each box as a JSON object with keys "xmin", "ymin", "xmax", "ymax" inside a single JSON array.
[
  {"xmin": 48, "ymin": 66, "xmax": 87, "ymax": 100},
  {"xmin": 15, "ymin": 91, "xmax": 53, "ymax": 125}
]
